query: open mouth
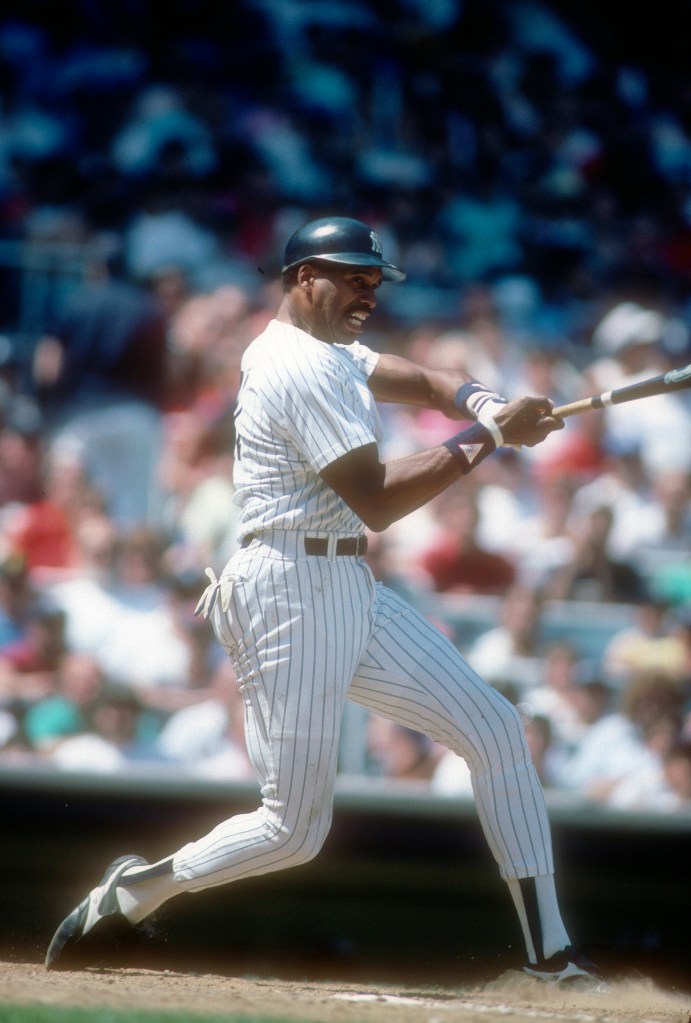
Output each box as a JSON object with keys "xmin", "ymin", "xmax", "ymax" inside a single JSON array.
[{"xmin": 345, "ymin": 309, "xmax": 369, "ymax": 332}]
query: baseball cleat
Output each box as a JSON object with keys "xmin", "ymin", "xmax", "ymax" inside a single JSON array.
[
  {"xmin": 45, "ymin": 854, "xmax": 148, "ymax": 971},
  {"xmin": 523, "ymin": 945, "xmax": 603, "ymax": 985}
]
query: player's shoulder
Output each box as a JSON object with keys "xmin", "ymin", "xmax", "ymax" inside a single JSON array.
[
  {"xmin": 336, "ymin": 339, "xmax": 380, "ymax": 377},
  {"xmin": 241, "ymin": 321, "xmax": 281, "ymax": 370},
  {"xmin": 242, "ymin": 320, "xmax": 319, "ymax": 367},
  {"xmin": 242, "ymin": 321, "xmax": 362, "ymax": 380}
]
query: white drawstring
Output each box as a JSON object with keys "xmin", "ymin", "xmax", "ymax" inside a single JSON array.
[{"xmin": 194, "ymin": 567, "xmax": 236, "ymax": 619}]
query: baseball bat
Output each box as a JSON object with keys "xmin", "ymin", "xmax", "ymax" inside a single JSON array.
[{"xmin": 552, "ymin": 363, "xmax": 691, "ymax": 418}]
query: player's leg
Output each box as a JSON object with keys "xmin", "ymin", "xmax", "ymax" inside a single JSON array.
[
  {"xmin": 159, "ymin": 556, "xmax": 371, "ymax": 895},
  {"xmin": 348, "ymin": 583, "xmax": 597, "ymax": 982},
  {"xmin": 46, "ymin": 552, "xmax": 373, "ymax": 968}
]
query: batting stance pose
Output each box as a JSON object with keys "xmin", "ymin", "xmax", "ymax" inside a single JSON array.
[{"xmin": 46, "ymin": 217, "xmax": 599, "ymax": 983}]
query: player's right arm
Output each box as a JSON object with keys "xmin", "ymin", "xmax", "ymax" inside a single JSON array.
[{"xmin": 320, "ymin": 397, "xmax": 562, "ymax": 532}]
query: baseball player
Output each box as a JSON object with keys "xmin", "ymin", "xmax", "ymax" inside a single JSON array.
[{"xmin": 46, "ymin": 216, "xmax": 599, "ymax": 984}]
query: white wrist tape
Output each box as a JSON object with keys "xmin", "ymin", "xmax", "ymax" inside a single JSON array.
[
  {"xmin": 455, "ymin": 382, "xmax": 508, "ymax": 446},
  {"xmin": 477, "ymin": 413, "xmax": 504, "ymax": 446}
]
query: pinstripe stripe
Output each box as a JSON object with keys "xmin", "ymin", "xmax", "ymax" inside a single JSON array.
[
  {"xmin": 234, "ymin": 323, "xmax": 380, "ymax": 538},
  {"xmin": 173, "ymin": 317, "xmax": 556, "ymax": 900},
  {"xmin": 348, "ymin": 586, "xmax": 551, "ymax": 877},
  {"xmin": 175, "ymin": 550, "xmax": 374, "ymax": 887},
  {"xmin": 175, "ymin": 551, "xmax": 553, "ymax": 889}
]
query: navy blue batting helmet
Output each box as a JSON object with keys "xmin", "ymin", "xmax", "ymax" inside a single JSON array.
[{"xmin": 282, "ymin": 217, "xmax": 406, "ymax": 282}]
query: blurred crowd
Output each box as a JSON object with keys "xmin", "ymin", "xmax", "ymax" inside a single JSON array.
[{"xmin": 0, "ymin": 1, "xmax": 690, "ymax": 812}]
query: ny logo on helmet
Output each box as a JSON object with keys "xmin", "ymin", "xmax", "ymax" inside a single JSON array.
[{"xmin": 369, "ymin": 231, "xmax": 383, "ymax": 256}]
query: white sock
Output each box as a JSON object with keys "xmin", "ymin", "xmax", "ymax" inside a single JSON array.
[
  {"xmin": 507, "ymin": 874, "xmax": 571, "ymax": 963},
  {"xmin": 115, "ymin": 859, "xmax": 181, "ymax": 924}
]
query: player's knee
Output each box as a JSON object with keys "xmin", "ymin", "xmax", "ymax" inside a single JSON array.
[
  {"xmin": 451, "ymin": 692, "xmax": 530, "ymax": 771},
  {"xmin": 268, "ymin": 814, "xmax": 332, "ymax": 869}
]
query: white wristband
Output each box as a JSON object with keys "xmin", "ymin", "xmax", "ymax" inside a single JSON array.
[
  {"xmin": 467, "ymin": 394, "xmax": 508, "ymax": 419},
  {"xmin": 478, "ymin": 413, "xmax": 504, "ymax": 446}
]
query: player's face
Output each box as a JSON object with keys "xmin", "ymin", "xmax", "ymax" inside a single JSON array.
[{"xmin": 307, "ymin": 264, "xmax": 382, "ymax": 344}]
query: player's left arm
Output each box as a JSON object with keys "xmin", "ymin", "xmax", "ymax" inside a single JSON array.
[
  {"xmin": 368, "ymin": 351, "xmax": 560, "ymax": 448},
  {"xmin": 367, "ymin": 352, "xmax": 471, "ymax": 416},
  {"xmin": 368, "ymin": 351, "xmax": 511, "ymax": 424}
]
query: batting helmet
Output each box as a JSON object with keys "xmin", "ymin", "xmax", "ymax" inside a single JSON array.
[{"xmin": 282, "ymin": 217, "xmax": 406, "ymax": 282}]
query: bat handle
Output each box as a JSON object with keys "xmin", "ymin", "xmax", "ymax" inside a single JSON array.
[{"xmin": 552, "ymin": 397, "xmax": 598, "ymax": 418}]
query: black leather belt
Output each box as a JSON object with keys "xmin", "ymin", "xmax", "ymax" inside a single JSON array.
[
  {"xmin": 241, "ymin": 534, "xmax": 368, "ymax": 556},
  {"xmin": 304, "ymin": 535, "xmax": 368, "ymax": 556}
]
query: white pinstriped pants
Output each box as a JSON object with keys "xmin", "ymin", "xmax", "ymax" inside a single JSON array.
[{"xmin": 172, "ymin": 537, "xmax": 554, "ymax": 890}]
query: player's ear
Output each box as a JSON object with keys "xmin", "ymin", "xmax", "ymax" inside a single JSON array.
[{"xmin": 296, "ymin": 264, "xmax": 316, "ymax": 290}]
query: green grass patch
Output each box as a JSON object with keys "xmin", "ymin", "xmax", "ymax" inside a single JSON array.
[{"xmin": 0, "ymin": 1007, "xmax": 288, "ymax": 1023}]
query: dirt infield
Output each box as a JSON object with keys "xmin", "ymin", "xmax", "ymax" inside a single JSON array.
[{"xmin": 1, "ymin": 962, "xmax": 689, "ymax": 1023}]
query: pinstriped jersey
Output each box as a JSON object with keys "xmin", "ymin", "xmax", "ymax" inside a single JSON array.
[{"xmin": 233, "ymin": 319, "xmax": 382, "ymax": 538}]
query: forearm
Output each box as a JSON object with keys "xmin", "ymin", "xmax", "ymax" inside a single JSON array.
[
  {"xmin": 321, "ymin": 398, "xmax": 562, "ymax": 532},
  {"xmin": 369, "ymin": 354, "xmax": 509, "ymax": 428},
  {"xmin": 368, "ymin": 447, "xmax": 467, "ymax": 531},
  {"xmin": 369, "ymin": 354, "xmax": 477, "ymax": 416},
  {"xmin": 322, "ymin": 425, "xmax": 495, "ymax": 532}
]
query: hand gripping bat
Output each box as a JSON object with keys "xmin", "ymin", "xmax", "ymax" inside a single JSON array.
[{"xmin": 552, "ymin": 363, "xmax": 691, "ymax": 419}]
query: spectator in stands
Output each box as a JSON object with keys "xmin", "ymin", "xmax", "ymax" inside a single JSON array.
[
  {"xmin": 601, "ymin": 594, "xmax": 685, "ymax": 689},
  {"xmin": 165, "ymin": 283, "xmax": 255, "ymax": 420},
  {"xmin": 546, "ymin": 503, "xmax": 644, "ymax": 603},
  {"xmin": 366, "ymin": 715, "xmax": 444, "ymax": 785},
  {"xmin": 0, "ymin": 599, "xmax": 65, "ymax": 707},
  {"xmin": 473, "ymin": 448, "xmax": 541, "ymax": 564},
  {"xmin": 568, "ymin": 438, "xmax": 655, "ymax": 567},
  {"xmin": 604, "ymin": 713, "xmax": 684, "ymax": 812},
  {"xmin": 435, "ymin": 175, "xmax": 524, "ymax": 285},
  {"xmin": 110, "ymin": 84, "xmax": 217, "ymax": 184},
  {"xmin": 521, "ymin": 643, "xmax": 588, "ymax": 765},
  {"xmin": 657, "ymin": 740, "xmax": 691, "ymax": 812},
  {"xmin": 31, "ymin": 244, "xmax": 168, "ymax": 527},
  {"xmin": 0, "ymin": 554, "xmax": 34, "ymax": 651},
  {"xmin": 91, "ymin": 528, "xmax": 223, "ymax": 715},
  {"xmin": 1, "ymin": 442, "xmax": 104, "ymax": 586},
  {"xmin": 0, "ymin": 394, "xmax": 45, "ymax": 507},
  {"xmin": 465, "ymin": 583, "xmax": 546, "ymax": 695},
  {"xmin": 156, "ymin": 660, "xmax": 253, "ymax": 781},
  {"xmin": 628, "ymin": 469, "xmax": 691, "ymax": 593},
  {"xmin": 48, "ymin": 680, "xmax": 164, "ymax": 774},
  {"xmin": 44, "ymin": 510, "xmax": 120, "ymax": 658},
  {"xmin": 671, "ymin": 605, "xmax": 691, "ymax": 692},
  {"xmin": 157, "ymin": 410, "xmax": 238, "ymax": 577},
  {"xmin": 23, "ymin": 650, "xmax": 106, "ymax": 755},
  {"xmin": 552, "ymin": 667, "xmax": 683, "ymax": 802},
  {"xmin": 585, "ymin": 301, "xmax": 691, "ymax": 476},
  {"xmin": 418, "ymin": 488, "xmax": 517, "ymax": 595},
  {"xmin": 47, "ymin": 520, "xmax": 222, "ymax": 716},
  {"xmin": 0, "ymin": 705, "xmax": 22, "ymax": 762},
  {"xmin": 585, "ymin": 301, "xmax": 668, "ymax": 398},
  {"xmin": 504, "ymin": 473, "xmax": 577, "ymax": 589}
]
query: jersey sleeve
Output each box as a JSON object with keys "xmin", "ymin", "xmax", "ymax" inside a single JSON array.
[
  {"xmin": 342, "ymin": 340, "xmax": 380, "ymax": 378},
  {"xmin": 277, "ymin": 344, "xmax": 379, "ymax": 473}
]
